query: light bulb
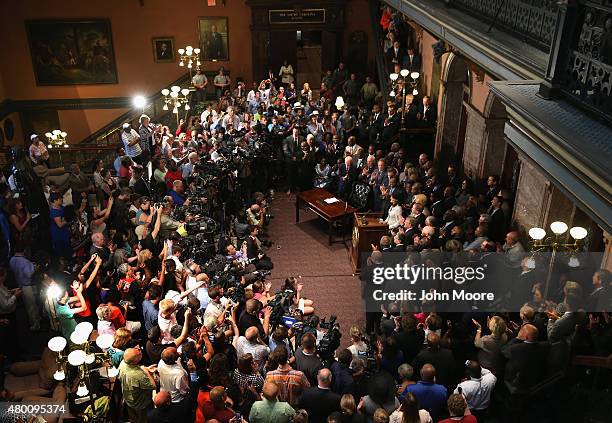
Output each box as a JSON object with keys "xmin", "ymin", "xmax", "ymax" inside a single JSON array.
[
  {"xmin": 171, "ymin": 86, "xmax": 180, "ymax": 92},
  {"xmin": 400, "ymin": 69, "xmax": 409, "ymax": 78},
  {"xmin": 76, "ymin": 382, "xmax": 89, "ymax": 397},
  {"xmin": 133, "ymin": 95, "xmax": 146, "ymax": 109},
  {"xmin": 196, "ymin": 60, "xmax": 201, "ymax": 66},
  {"xmin": 194, "ymin": 48, "xmax": 201, "ymax": 54},
  {"xmin": 528, "ymin": 227, "xmax": 546, "ymax": 240},
  {"xmin": 181, "ymin": 88, "xmax": 190, "ymax": 96},
  {"xmin": 48, "ymin": 336, "xmax": 67, "ymax": 352},
  {"xmin": 179, "ymin": 61, "xmax": 184, "ymax": 67},
  {"xmin": 185, "ymin": 104, "xmax": 190, "ymax": 110},
  {"xmin": 67, "ymin": 349, "xmax": 87, "ymax": 366},
  {"xmin": 63, "ymin": 144, "xmax": 68, "ymax": 148},
  {"xmin": 47, "ymin": 144, "xmax": 52, "ymax": 149},
  {"xmin": 52, "ymin": 130, "xmax": 61, "ymax": 135},
  {"xmin": 550, "ymin": 221, "xmax": 568, "ymax": 235},
  {"xmin": 570, "ymin": 226, "xmax": 587, "ymax": 240},
  {"xmin": 568, "ymin": 255, "xmax": 580, "ymax": 268},
  {"xmin": 389, "ymin": 90, "xmax": 395, "ymax": 97},
  {"xmin": 108, "ymin": 366, "xmax": 119, "ymax": 378},
  {"xmin": 45, "ymin": 132, "xmax": 52, "ymax": 138},
  {"xmin": 163, "ymin": 104, "xmax": 168, "ymax": 111},
  {"xmin": 60, "ymin": 132, "xmax": 67, "ymax": 138},
  {"xmin": 85, "ymin": 354, "xmax": 95, "ymax": 364},
  {"xmin": 161, "ymin": 89, "xmax": 169, "ymax": 96},
  {"xmin": 53, "ymin": 370, "xmax": 65, "ymax": 381},
  {"xmin": 410, "ymin": 71, "xmax": 420, "ymax": 80},
  {"xmin": 186, "ymin": 45, "xmax": 193, "ymax": 51},
  {"xmin": 95, "ymin": 333, "xmax": 114, "ymax": 350},
  {"xmin": 170, "ymin": 91, "xmax": 179, "ymax": 98},
  {"xmin": 75, "ymin": 322, "xmax": 93, "ymax": 338},
  {"xmin": 47, "ymin": 283, "xmax": 62, "ymax": 299},
  {"xmin": 70, "ymin": 331, "xmax": 87, "ymax": 345},
  {"xmin": 390, "ymin": 73, "xmax": 399, "ymax": 81},
  {"xmin": 412, "ymin": 89, "xmax": 419, "ymax": 96},
  {"xmin": 187, "ymin": 63, "xmax": 192, "ymax": 69},
  {"xmin": 334, "ymin": 96, "xmax": 345, "ymax": 109},
  {"xmin": 178, "ymin": 48, "xmax": 185, "ymax": 55},
  {"xmin": 173, "ymin": 107, "xmax": 179, "ymax": 114}
]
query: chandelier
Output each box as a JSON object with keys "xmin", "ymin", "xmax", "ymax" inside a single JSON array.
[
  {"xmin": 161, "ymin": 86, "xmax": 191, "ymax": 124},
  {"xmin": 389, "ymin": 69, "xmax": 420, "ymax": 126}
]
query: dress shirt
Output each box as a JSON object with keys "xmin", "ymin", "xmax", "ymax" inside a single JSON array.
[
  {"xmin": 454, "ymin": 368, "xmax": 497, "ymax": 411},
  {"xmin": 158, "ymin": 359, "xmax": 190, "ymax": 403}
]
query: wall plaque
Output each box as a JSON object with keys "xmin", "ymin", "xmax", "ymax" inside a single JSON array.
[{"xmin": 269, "ymin": 9, "xmax": 326, "ymax": 24}]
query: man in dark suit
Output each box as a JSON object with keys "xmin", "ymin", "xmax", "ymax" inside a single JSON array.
[
  {"xmin": 245, "ymin": 225, "xmax": 272, "ymax": 270},
  {"xmin": 589, "ymin": 269, "xmax": 611, "ymax": 311},
  {"xmin": 487, "ymin": 196, "xmax": 506, "ymax": 244},
  {"xmin": 393, "ymin": 314, "xmax": 425, "ymax": 364},
  {"xmin": 429, "ymin": 191, "xmax": 446, "ymax": 222},
  {"xmin": 368, "ymin": 104, "xmax": 385, "ymax": 145},
  {"xmin": 133, "ymin": 166, "xmax": 152, "ymax": 198},
  {"xmin": 402, "ymin": 46, "xmax": 421, "ymax": 72},
  {"xmin": 337, "ymin": 156, "xmax": 358, "ymax": 199},
  {"xmin": 501, "ymin": 324, "xmax": 550, "ymax": 390},
  {"xmin": 369, "ymin": 159, "xmax": 389, "ymax": 212},
  {"xmin": 393, "ymin": 232, "xmax": 408, "ymax": 252},
  {"xmin": 412, "ymin": 332, "xmax": 456, "ymax": 388},
  {"xmin": 207, "ymin": 25, "xmax": 224, "ymax": 59},
  {"xmin": 381, "ymin": 104, "xmax": 400, "ymax": 145},
  {"xmin": 386, "ymin": 40, "xmax": 405, "ymax": 72},
  {"xmin": 283, "ymin": 128, "xmax": 302, "ymax": 195},
  {"xmin": 419, "ymin": 96, "xmax": 436, "ymax": 126},
  {"xmin": 298, "ymin": 368, "xmax": 341, "ymax": 423}
]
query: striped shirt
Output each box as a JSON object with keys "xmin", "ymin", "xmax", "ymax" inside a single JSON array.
[
  {"xmin": 121, "ymin": 128, "xmax": 143, "ymax": 158},
  {"xmin": 265, "ymin": 367, "xmax": 310, "ymax": 406}
]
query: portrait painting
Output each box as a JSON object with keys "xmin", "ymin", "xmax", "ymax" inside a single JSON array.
[
  {"xmin": 198, "ymin": 17, "xmax": 229, "ymax": 61},
  {"xmin": 26, "ymin": 19, "xmax": 118, "ymax": 85},
  {"xmin": 153, "ymin": 37, "xmax": 175, "ymax": 62}
]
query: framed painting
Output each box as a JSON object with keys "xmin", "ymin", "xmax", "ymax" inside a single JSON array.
[
  {"xmin": 26, "ymin": 19, "xmax": 118, "ymax": 85},
  {"xmin": 152, "ymin": 37, "xmax": 175, "ymax": 62},
  {"xmin": 198, "ymin": 17, "xmax": 229, "ymax": 61}
]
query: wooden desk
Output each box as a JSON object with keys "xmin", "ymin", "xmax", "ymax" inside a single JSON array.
[
  {"xmin": 295, "ymin": 188, "xmax": 358, "ymax": 245},
  {"xmin": 350, "ymin": 213, "xmax": 389, "ymax": 273}
]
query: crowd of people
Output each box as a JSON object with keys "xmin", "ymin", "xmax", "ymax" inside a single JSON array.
[{"xmin": 0, "ymin": 5, "xmax": 609, "ymax": 423}]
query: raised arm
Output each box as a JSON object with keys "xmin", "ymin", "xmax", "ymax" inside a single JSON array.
[
  {"xmin": 174, "ymin": 308, "xmax": 192, "ymax": 347},
  {"xmin": 84, "ymin": 255, "xmax": 103, "ymax": 289},
  {"xmin": 151, "ymin": 206, "xmax": 163, "ymax": 239}
]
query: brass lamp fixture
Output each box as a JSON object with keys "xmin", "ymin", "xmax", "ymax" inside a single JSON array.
[
  {"xmin": 178, "ymin": 45, "xmax": 201, "ymax": 82},
  {"xmin": 528, "ymin": 221, "xmax": 588, "ymax": 301},
  {"xmin": 389, "ymin": 69, "xmax": 420, "ymax": 126},
  {"xmin": 161, "ymin": 86, "xmax": 191, "ymax": 125},
  {"xmin": 45, "ymin": 129, "xmax": 68, "ymax": 165}
]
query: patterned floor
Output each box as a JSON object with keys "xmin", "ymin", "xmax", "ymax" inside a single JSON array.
[{"xmin": 265, "ymin": 194, "xmax": 365, "ymax": 349}]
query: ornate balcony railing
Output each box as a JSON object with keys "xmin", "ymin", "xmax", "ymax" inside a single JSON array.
[
  {"xmin": 561, "ymin": 2, "xmax": 612, "ymax": 122},
  {"xmin": 452, "ymin": 0, "xmax": 559, "ymax": 51}
]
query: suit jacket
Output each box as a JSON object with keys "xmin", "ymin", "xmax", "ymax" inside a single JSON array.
[
  {"xmin": 370, "ymin": 111, "xmax": 385, "ymax": 130},
  {"xmin": 501, "ymin": 338, "xmax": 550, "ymax": 389},
  {"xmin": 282, "ymin": 135, "xmax": 302, "ymax": 162},
  {"xmin": 547, "ymin": 311, "xmax": 586, "ymax": 342},
  {"xmin": 386, "ymin": 46, "xmax": 406, "ymax": 67},
  {"xmin": 139, "ymin": 125, "xmax": 153, "ymax": 152},
  {"xmin": 488, "ymin": 207, "xmax": 506, "ymax": 243},
  {"xmin": 420, "ymin": 104, "xmax": 437, "ymax": 125},
  {"xmin": 298, "ymin": 387, "xmax": 341, "ymax": 423},
  {"xmin": 402, "ymin": 53, "xmax": 421, "ymax": 71},
  {"xmin": 412, "ymin": 347, "xmax": 457, "ymax": 388}
]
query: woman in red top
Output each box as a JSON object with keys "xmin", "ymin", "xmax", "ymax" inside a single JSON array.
[
  {"xmin": 380, "ymin": 6, "xmax": 392, "ymax": 31},
  {"xmin": 118, "ymin": 156, "xmax": 133, "ymax": 182},
  {"xmin": 164, "ymin": 160, "xmax": 183, "ymax": 190},
  {"xmin": 70, "ymin": 254, "xmax": 102, "ymax": 322}
]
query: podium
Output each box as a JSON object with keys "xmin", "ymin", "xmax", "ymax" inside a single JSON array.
[{"xmin": 350, "ymin": 212, "xmax": 389, "ymax": 274}]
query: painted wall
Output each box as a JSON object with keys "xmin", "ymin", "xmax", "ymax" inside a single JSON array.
[
  {"xmin": 344, "ymin": 0, "xmax": 376, "ymax": 75},
  {"xmin": 471, "ymin": 73, "xmax": 493, "ymax": 115},
  {"xmin": 58, "ymin": 109, "xmax": 129, "ymax": 144},
  {"xmin": 0, "ymin": 0, "xmax": 252, "ymax": 101},
  {"xmin": 419, "ymin": 30, "xmax": 437, "ymax": 97}
]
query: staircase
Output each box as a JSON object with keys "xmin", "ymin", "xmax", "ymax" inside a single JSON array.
[{"xmin": 80, "ymin": 72, "xmax": 192, "ymax": 146}]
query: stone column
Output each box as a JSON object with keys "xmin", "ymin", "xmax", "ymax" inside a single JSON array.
[
  {"xmin": 512, "ymin": 158, "xmax": 552, "ymax": 233},
  {"xmin": 462, "ymin": 102, "xmax": 486, "ymax": 181}
]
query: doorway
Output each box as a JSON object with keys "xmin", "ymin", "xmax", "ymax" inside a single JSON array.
[{"xmin": 269, "ymin": 30, "xmax": 322, "ymax": 90}]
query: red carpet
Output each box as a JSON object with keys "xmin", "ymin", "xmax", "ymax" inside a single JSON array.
[{"xmin": 265, "ymin": 194, "xmax": 365, "ymax": 349}]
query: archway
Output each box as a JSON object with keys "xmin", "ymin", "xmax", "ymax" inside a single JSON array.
[{"xmin": 435, "ymin": 52, "xmax": 469, "ymax": 169}]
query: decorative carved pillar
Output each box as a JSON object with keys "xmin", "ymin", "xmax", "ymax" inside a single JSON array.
[
  {"xmin": 480, "ymin": 118, "xmax": 507, "ymax": 179},
  {"xmin": 512, "ymin": 159, "xmax": 552, "ymax": 232}
]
